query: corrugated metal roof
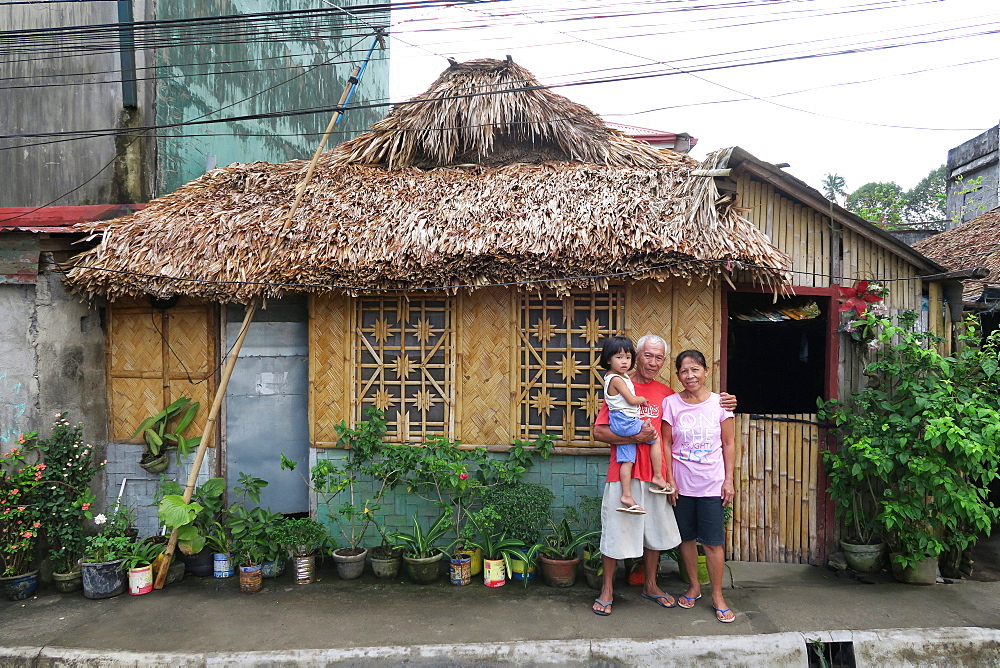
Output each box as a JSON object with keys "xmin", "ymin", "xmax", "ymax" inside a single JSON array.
[
  {"xmin": 0, "ymin": 204, "xmax": 146, "ymax": 233},
  {"xmin": 0, "ymin": 204, "xmax": 146, "ymax": 284}
]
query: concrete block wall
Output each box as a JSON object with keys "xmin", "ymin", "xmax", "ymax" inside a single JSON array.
[
  {"xmin": 103, "ymin": 442, "xmax": 212, "ymax": 538},
  {"xmin": 313, "ymin": 450, "xmax": 608, "ymax": 549}
]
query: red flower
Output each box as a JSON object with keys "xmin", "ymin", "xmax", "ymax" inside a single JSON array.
[
  {"xmin": 838, "ymin": 280, "xmax": 883, "ymax": 316},
  {"xmin": 459, "ymin": 473, "xmax": 469, "ymax": 481}
]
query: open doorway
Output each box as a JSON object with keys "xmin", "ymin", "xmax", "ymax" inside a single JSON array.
[{"xmin": 723, "ymin": 290, "xmax": 833, "ymax": 414}]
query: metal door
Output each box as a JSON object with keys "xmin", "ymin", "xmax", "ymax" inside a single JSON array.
[{"xmin": 225, "ymin": 297, "xmax": 309, "ymax": 514}]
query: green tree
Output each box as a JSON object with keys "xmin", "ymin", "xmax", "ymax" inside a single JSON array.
[
  {"xmin": 903, "ymin": 164, "xmax": 946, "ymax": 224},
  {"xmin": 846, "ymin": 181, "xmax": 906, "ymax": 229},
  {"xmin": 820, "ymin": 173, "xmax": 847, "ymax": 203}
]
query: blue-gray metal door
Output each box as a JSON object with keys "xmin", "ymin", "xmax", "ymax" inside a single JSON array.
[{"xmin": 225, "ymin": 297, "xmax": 309, "ymax": 514}]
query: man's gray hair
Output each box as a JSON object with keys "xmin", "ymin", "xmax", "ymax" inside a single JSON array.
[{"xmin": 635, "ymin": 334, "xmax": 667, "ymax": 354}]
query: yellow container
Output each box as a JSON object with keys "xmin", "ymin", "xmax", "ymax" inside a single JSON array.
[
  {"xmin": 483, "ymin": 558, "xmax": 506, "ymax": 587},
  {"xmin": 467, "ymin": 547, "xmax": 483, "ymax": 575}
]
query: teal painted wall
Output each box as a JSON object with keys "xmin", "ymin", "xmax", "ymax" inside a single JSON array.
[
  {"xmin": 314, "ymin": 449, "xmax": 609, "ymax": 550},
  {"xmin": 154, "ymin": 0, "xmax": 389, "ymax": 196}
]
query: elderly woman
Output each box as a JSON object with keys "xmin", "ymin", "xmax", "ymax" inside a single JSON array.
[{"xmin": 662, "ymin": 349, "xmax": 737, "ymax": 623}]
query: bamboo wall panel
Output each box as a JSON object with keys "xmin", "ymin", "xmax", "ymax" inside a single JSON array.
[
  {"xmin": 310, "ymin": 293, "xmax": 351, "ymax": 446},
  {"xmin": 729, "ymin": 414, "xmax": 822, "ymax": 564},
  {"xmin": 106, "ymin": 299, "xmax": 216, "ymax": 440},
  {"xmin": 626, "ymin": 280, "xmax": 673, "ymax": 357},
  {"xmin": 457, "ymin": 287, "xmax": 514, "ymax": 446},
  {"xmin": 670, "ymin": 280, "xmax": 719, "ymax": 386}
]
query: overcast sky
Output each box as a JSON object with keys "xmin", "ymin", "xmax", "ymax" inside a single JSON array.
[{"xmin": 386, "ymin": 0, "xmax": 1000, "ymax": 194}]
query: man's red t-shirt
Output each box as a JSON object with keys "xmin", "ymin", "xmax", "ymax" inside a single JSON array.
[{"xmin": 595, "ymin": 378, "xmax": 675, "ymax": 483}]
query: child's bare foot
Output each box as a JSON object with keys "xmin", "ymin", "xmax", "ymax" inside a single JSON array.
[{"xmin": 621, "ymin": 493, "xmax": 637, "ymax": 508}]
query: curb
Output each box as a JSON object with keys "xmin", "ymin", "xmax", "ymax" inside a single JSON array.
[{"xmin": 3, "ymin": 627, "xmax": 999, "ymax": 667}]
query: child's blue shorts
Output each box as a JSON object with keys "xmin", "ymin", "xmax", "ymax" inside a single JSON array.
[{"xmin": 610, "ymin": 410, "xmax": 649, "ymax": 464}]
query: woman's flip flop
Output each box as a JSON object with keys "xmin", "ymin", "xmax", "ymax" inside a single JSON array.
[
  {"xmin": 677, "ymin": 594, "xmax": 701, "ymax": 609},
  {"xmin": 714, "ymin": 606, "xmax": 736, "ymax": 623}
]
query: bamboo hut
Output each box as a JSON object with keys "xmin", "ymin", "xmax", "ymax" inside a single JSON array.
[{"xmin": 65, "ymin": 58, "xmax": 950, "ymax": 564}]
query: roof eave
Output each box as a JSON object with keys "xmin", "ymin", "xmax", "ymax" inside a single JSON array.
[{"xmin": 721, "ymin": 147, "xmax": 946, "ymax": 277}]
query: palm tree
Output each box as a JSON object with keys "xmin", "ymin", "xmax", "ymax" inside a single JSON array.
[{"xmin": 821, "ymin": 173, "xmax": 847, "ymax": 204}]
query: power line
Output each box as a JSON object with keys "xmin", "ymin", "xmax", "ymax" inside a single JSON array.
[{"xmin": 0, "ymin": 29, "xmax": 377, "ymax": 221}]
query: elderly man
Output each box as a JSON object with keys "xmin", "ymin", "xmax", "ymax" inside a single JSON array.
[{"xmin": 591, "ymin": 334, "xmax": 736, "ymax": 616}]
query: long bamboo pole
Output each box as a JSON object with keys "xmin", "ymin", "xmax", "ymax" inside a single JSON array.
[
  {"xmin": 153, "ymin": 34, "xmax": 384, "ymax": 589},
  {"xmin": 153, "ymin": 301, "xmax": 258, "ymax": 588}
]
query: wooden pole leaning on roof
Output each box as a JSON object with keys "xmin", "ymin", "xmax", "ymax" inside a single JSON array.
[{"xmin": 153, "ymin": 31, "xmax": 386, "ymax": 589}]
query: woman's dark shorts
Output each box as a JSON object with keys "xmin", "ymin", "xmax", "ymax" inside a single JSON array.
[{"xmin": 674, "ymin": 495, "xmax": 725, "ymax": 546}]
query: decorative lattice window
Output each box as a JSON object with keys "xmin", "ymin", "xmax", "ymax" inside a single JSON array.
[
  {"xmin": 517, "ymin": 291, "xmax": 625, "ymax": 444},
  {"xmin": 355, "ymin": 297, "xmax": 454, "ymax": 441}
]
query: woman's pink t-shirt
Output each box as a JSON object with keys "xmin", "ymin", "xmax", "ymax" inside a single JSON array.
[{"xmin": 662, "ymin": 392, "xmax": 733, "ymax": 497}]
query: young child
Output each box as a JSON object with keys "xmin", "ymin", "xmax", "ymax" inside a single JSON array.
[{"xmin": 600, "ymin": 336, "xmax": 672, "ymax": 514}]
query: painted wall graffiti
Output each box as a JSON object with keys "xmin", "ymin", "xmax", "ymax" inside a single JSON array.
[{"xmin": 0, "ymin": 373, "xmax": 28, "ymax": 446}]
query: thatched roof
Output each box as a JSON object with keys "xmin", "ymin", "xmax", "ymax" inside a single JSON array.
[
  {"xmin": 912, "ymin": 207, "xmax": 1000, "ymax": 300},
  {"xmin": 64, "ymin": 58, "xmax": 790, "ymax": 303}
]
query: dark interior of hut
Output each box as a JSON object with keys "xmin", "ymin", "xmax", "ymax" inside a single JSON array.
[{"xmin": 724, "ymin": 292, "xmax": 829, "ymax": 414}]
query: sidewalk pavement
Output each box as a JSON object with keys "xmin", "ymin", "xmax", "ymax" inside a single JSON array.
[{"xmin": 2, "ymin": 557, "xmax": 999, "ymax": 667}]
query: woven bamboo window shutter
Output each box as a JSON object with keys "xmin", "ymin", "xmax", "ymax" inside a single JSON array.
[
  {"xmin": 105, "ymin": 298, "xmax": 215, "ymax": 441},
  {"xmin": 355, "ymin": 296, "xmax": 455, "ymax": 441},
  {"xmin": 516, "ymin": 291, "xmax": 625, "ymax": 444}
]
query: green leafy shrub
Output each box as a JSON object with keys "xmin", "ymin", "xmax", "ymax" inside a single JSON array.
[{"xmin": 820, "ymin": 313, "xmax": 1000, "ymax": 568}]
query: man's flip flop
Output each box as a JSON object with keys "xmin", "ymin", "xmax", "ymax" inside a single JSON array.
[
  {"xmin": 714, "ymin": 606, "xmax": 736, "ymax": 623},
  {"xmin": 593, "ymin": 599, "xmax": 612, "ymax": 616},
  {"xmin": 648, "ymin": 485, "xmax": 675, "ymax": 495},
  {"xmin": 616, "ymin": 504, "xmax": 646, "ymax": 514},
  {"xmin": 677, "ymin": 594, "xmax": 701, "ymax": 609},
  {"xmin": 641, "ymin": 593, "xmax": 677, "ymax": 608}
]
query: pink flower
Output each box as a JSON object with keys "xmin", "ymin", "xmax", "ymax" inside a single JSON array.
[
  {"xmin": 459, "ymin": 473, "xmax": 469, "ymax": 480},
  {"xmin": 81, "ymin": 502, "xmax": 91, "ymax": 511},
  {"xmin": 36, "ymin": 463, "xmax": 47, "ymax": 470}
]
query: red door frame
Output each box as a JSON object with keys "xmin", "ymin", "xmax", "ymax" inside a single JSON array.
[{"xmin": 720, "ymin": 284, "xmax": 841, "ymax": 562}]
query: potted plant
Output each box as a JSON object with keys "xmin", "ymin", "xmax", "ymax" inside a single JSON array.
[
  {"xmin": 465, "ymin": 507, "xmax": 532, "ymax": 588},
  {"xmin": 157, "ymin": 476, "xmax": 226, "ymax": 576},
  {"xmin": 0, "ymin": 438, "xmax": 44, "ymax": 601},
  {"xmin": 394, "ymin": 429, "xmax": 554, "ymax": 581},
  {"xmin": 223, "ymin": 473, "xmax": 282, "ymax": 578},
  {"xmin": 530, "ymin": 518, "xmax": 600, "ymax": 587},
  {"xmin": 33, "ymin": 413, "xmax": 106, "ymax": 593},
  {"xmin": 122, "ymin": 540, "xmax": 164, "ymax": 595},
  {"xmin": 205, "ymin": 521, "xmax": 234, "ymax": 579},
  {"xmin": 480, "ymin": 481, "xmax": 553, "ymax": 581},
  {"xmin": 393, "ymin": 511, "xmax": 454, "ymax": 585},
  {"xmin": 565, "ymin": 496, "xmax": 602, "ymax": 589},
  {"xmin": 282, "ymin": 410, "xmax": 409, "ymax": 580},
  {"xmin": 81, "ymin": 502, "xmax": 136, "ymax": 599},
  {"xmin": 819, "ymin": 428, "xmax": 886, "ymax": 573},
  {"xmin": 233, "ymin": 537, "xmax": 264, "ymax": 594},
  {"xmin": 820, "ymin": 312, "xmax": 1000, "ymax": 584},
  {"xmin": 273, "ymin": 517, "xmax": 329, "ymax": 584},
  {"xmin": 131, "ymin": 397, "xmax": 201, "ymax": 473}
]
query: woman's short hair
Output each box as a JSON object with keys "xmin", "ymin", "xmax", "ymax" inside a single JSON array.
[
  {"xmin": 600, "ymin": 336, "xmax": 636, "ymax": 370},
  {"xmin": 674, "ymin": 349, "xmax": 707, "ymax": 371}
]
